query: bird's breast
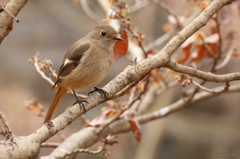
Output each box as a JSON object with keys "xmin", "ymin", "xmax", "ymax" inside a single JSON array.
[{"xmin": 60, "ymin": 47, "xmax": 114, "ymax": 92}]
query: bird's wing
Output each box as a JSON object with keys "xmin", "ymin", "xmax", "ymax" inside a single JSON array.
[{"xmin": 52, "ymin": 42, "xmax": 90, "ymax": 89}]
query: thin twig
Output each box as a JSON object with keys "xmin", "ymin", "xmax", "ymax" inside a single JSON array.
[
  {"xmin": 41, "ymin": 142, "xmax": 61, "ymax": 148},
  {"xmin": 113, "ymin": 80, "xmax": 138, "ymax": 99},
  {"xmin": 191, "ymin": 80, "xmax": 230, "ymax": 94},
  {"xmin": 57, "ymin": 132, "xmax": 66, "ymax": 141},
  {"xmin": 134, "ymin": 74, "xmax": 151, "ymax": 111},
  {"xmin": 211, "ymin": 14, "xmax": 223, "ymax": 72},
  {"xmin": 0, "ymin": 6, "xmax": 19, "ymax": 23},
  {"xmin": 138, "ymin": 39, "xmax": 147, "ymax": 58},
  {"xmin": 96, "ymin": 74, "xmax": 150, "ymax": 135},
  {"xmin": 156, "ymin": 80, "xmax": 179, "ymax": 95},
  {"xmin": 30, "ymin": 53, "xmax": 87, "ymax": 99},
  {"xmin": 215, "ymin": 48, "xmax": 235, "ymax": 70},
  {"xmin": 202, "ymin": 41, "xmax": 217, "ymax": 59},
  {"xmin": 95, "ymin": 88, "xmax": 137, "ymax": 135},
  {"xmin": 64, "ymin": 141, "xmax": 107, "ymax": 157},
  {"xmin": 31, "ymin": 52, "xmax": 55, "ymax": 86},
  {"xmin": 136, "ymin": 82, "xmax": 240, "ymax": 124},
  {"xmin": 0, "ymin": 111, "xmax": 12, "ymax": 140}
]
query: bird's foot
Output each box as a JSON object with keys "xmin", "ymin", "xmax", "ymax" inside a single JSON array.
[
  {"xmin": 72, "ymin": 98, "xmax": 88, "ymax": 113},
  {"xmin": 72, "ymin": 90, "xmax": 88, "ymax": 113},
  {"xmin": 88, "ymin": 87, "xmax": 108, "ymax": 100}
]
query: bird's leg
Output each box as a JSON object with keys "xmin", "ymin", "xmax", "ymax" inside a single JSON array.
[
  {"xmin": 88, "ymin": 87, "xmax": 108, "ymax": 100},
  {"xmin": 72, "ymin": 90, "xmax": 88, "ymax": 113}
]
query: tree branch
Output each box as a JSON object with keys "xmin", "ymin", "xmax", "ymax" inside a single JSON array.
[
  {"xmin": 166, "ymin": 61, "xmax": 240, "ymax": 82},
  {"xmin": 43, "ymin": 82, "xmax": 240, "ymax": 159},
  {"xmin": 0, "ymin": 0, "xmax": 236, "ymax": 158},
  {"xmin": 0, "ymin": 111, "xmax": 12, "ymax": 140},
  {"xmin": 0, "ymin": 0, "xmax": 28, "ymax": 43}
]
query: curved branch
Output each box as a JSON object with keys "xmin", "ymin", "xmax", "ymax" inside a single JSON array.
[
  {"xmin": 191, "ymin": 80, "xmax": 230, "ymax": 94},
  {"xmin": 166, "ymin": 61, "xmax": 240, "ymax": 82},
  {"xmin": 0, "ymin": 0, "xmax": 28, "ymax": 43}
]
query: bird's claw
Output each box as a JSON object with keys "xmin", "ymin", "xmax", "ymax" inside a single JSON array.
[{"xmin": 88, "ymin": 87, "xmax": 108, "ymax": 100}]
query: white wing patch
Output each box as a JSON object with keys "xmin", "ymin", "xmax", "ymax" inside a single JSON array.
[{"xmin": 63, "ymin": 58, "xmax": 73, "ymax": 67}]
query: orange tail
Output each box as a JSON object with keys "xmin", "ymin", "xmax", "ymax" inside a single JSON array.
[{"xmin": 44, "ymin": 87, "xmax": 68, "ymax": 124}]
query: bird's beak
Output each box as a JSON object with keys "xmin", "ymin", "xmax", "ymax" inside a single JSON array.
[{"xmin": 113, "ymin": 36, "xmax": 123, "ymax": 41}]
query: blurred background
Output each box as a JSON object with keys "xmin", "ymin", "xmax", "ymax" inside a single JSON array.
[{"xmin": 0, "ymin": 0, "xmax": 240, "ymax": 159}]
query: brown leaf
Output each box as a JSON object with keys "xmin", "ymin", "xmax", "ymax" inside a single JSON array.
[
  {"xmin": 23, "ymin": 98, "xmax": 45, "ymax": 117},
  {"xmin": 128, "ymin": 119, "xmax": 141, "ymax": 142},
  {"xmin": 87, "ymin": 103, "xmax": 120, "ymax": 127},
  {"xmin": 189, "ymin": 44, "xmax": 205, "ymax": 64},
  {"xmin": 177, "ymin": 44, "xmax": 192, "ymax": 64},
  {"xmin": 114, "ymin": 31, "xmax": 128, "ymax": 61},
  {"xmin": 205, "ymin": 43, "xmax": 218, "ymax": 57},
  {"xmin": 4, "ymin": 21, "xmax": 13, "ymax": 38}
]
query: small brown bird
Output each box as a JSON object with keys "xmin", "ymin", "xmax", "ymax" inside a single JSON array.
[{"xmin": 44, "ymin": 25, "xmax": 123, "ymax": 124}]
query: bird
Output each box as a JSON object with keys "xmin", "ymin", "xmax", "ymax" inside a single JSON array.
[{"xmin": 44, "ymin": 24, "xmax": 123, "ymax": 124}]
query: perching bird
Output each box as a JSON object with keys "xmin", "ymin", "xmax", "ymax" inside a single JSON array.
[{"xmin": 44, "ymin": 24, "xmax": 123, "ymax": 124}]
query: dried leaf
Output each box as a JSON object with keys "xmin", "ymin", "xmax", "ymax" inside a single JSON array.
[
  {"xmin": 88, "ymin": 102, "xmax": 120, "ymax": 127},
  {"xmin": 177, "ymin": 44, "xmax": 192, "ymax": 64},
  {"xmin": 205, "ymin": 43, "xmax": 218, "ymax": 57},
  {"xmin": 4, "ymin": 21, "xmax": 13, "ymax": 38},
  {"xmin": 23, "ymin": 99, "xmax": 45, "ymax": 117},
  {"xmin": 128, "ymin": 119, "xmax": 141, "ymax": 142},
  {"xmin": 189, "ymin": 44, "xmax": 205, "ymax": 64},
  {"xmin": 114, "ymin": 31, "xmax": 128, "ymax": 61},
  {"xmin": 232, "ymin": 52, "xmax": 239, "ymax": 57},
  {"xmin": 152, "ymin": 80, "xmax": 165, "ymax": 88},
  {"xmin": 162, "ymin": 23, "xmax": 173, "ymax": 32}
]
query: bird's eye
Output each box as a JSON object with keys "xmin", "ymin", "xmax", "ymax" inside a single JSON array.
[{"xmin": 101, "ymin": 31, "xmax": 106, "ymax": 37}]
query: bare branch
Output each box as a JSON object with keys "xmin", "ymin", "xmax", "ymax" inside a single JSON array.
[
  {"xmin": 95, "ymin": 87, "xmax": 138, "ymax": 135},
  {"xmin": 61, "ymin": 139, "xmax": 107, "ymax": 158},
  {"xmin": 57, "ymin": 132, "xmax": 66, "ymax": 141},
  {"xmin": 0, "ymin": 0, "xmax": 28, "ymax": 43},
  {"xmin": 41, "ymin": 142, "xmax": 60, "ymax": 148},
  {"xmin": 191, "ymin": 80, "xmax": 230, "ymax": 94},
  {"xmin": 0, "ymin": 6, "xmax": 19, "ymax": 23},
  {"xmin": 215, "ymin": 48, "xmax": 235, "ymax": 70},
  {"xmin": 0, "ymin": 111, "xmax": 12, "ymax": 140},
  {"xmin": 0, "ymin": 0, "xmax": 237, "ymax": 158},
  {"xmin": 136, "ymin": 83, "xmax": 240, "ymax": 124},
  {"xmin": 166, "ymin": 61, "xmax": 240, "ymax": 82},
  {"xmin": 44, "ymin": 82, "xmax": 240, "ymax": 159},
  {"xmin": 29, "ymin": 52, "xmax": 55, "ymax": 86},
  {"xmin": 113, "ymin": 80, "xmax": 138, "ymax": 99}
]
